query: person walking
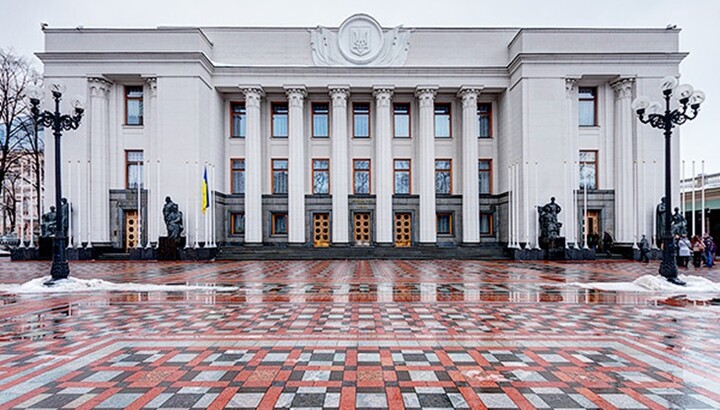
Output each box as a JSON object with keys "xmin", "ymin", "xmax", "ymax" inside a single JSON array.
[
  {"xmin": 639, "ymin": 234, "xmax": 650, "ymax": 263},
  {"xmin": 691, "ymin": 235, "xmax": 705, "ymax": 268},
  {"xmin": 677, "ymin": 234, "xmax": 692, "ymax": 268},
  {"xmin": 603, "ymin": 230, "xmax": 613, "ymax": 257},
  {"xmin": 703, "ymin": 234, "xmax": 715, "ymax": 268}
]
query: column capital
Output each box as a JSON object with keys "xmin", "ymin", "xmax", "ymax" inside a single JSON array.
[
  {"xmin": 241, "ymin": 86, "xmax": 265, "ymax": 108},
  {"xmin": 284, "ymin": 85, "xmax": 307, "ymax": 107},
  {"xmin": 87, "ymin": 77, "xmax": 112, "ymax": 98},
  {"xmin": 373, "ymin": 86, "xmax": 394, "ymax": 106},
  {"xmin": 611, "ymin": 77, "xmax": 635, "ymax": 99},
  {"xmin": 328, "ymin": 86, "xmax": 350, "ymax": 107},
  {"xmin": 565, "ymin": 77, "xmax": 579, "ymax": 97},
  {"xmin": 415, "ymin": 86, "xmax": 438, "ymax": 108},
  {"xmin": 458, "ymin": 86, "xmax": 483, "ymax": 108},
  {"xmin": 145, "ymin": 77, "xmax": 158, "ymax": 97}
]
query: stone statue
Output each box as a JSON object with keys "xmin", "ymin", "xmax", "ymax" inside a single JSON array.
[
  {"xmin": 162, "ymin": 196, "xmax": 184, "ymax": 239},
  {"xmin": 656, "ymin": 197, "xmax": 666, "ymax": 247},
  {"xmin": 60, "ymin": 198, "xmax": 69, "ymax": 237},
  {"xmin": 40, "ymin": 206, "xmax": 57, "ymax": 238},
  {"xmin": 671, "ymin": 207, "xmax": 688, "ymax": 236},
  {"xmin": 538, "ymin": 197, "xmax": 563, "ymax": 239}
]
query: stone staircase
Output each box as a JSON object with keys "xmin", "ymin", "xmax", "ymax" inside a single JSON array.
[{"xmin": 215, "ymin": 245, "xmax": 507, "ymax": 260}]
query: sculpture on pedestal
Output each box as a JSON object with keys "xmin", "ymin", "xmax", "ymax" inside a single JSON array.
[
  {"xmin": 60, "ymin": 198, "xmax": 69, "ymax": 237},
  {"xmin": 162, "ymin": 196, "xmax": 184, "ymax": 239},
  {"xmin": 656, "ymin": 197, "xmax": 666, "ymax": 247},
  {"xmin": 671, "ymin": 207, "xmax": 688, "ymax": 236},
  {"xmin": 538, "ymin": 197, "xmax": 563, "ymax": 239},
  {"xmin": 40, "ymin": 207, "xmax": 57, "ymax": 238}
]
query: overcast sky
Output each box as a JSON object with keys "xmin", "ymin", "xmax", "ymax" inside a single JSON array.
[{"xmin": 2, "ymin": 0, "xmax": 718, "ymax": 174}]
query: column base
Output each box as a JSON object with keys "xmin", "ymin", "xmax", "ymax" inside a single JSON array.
[
  {"xmin": 375, "ymin": 242, "xmax": 393, "ymax": 247},
  {"xmin": 331, "ymin": 242, "xmax": 351, "ymax": 247},
  {"xmin": 461, "ymin": 242, "xmax": 481, "ymax": 247},
  {"xmin": 417, "ymin": 242, "xmax": 437, "ymax": 247}
]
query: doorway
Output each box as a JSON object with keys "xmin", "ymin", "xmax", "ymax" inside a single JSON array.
[
  {"xmin": 124, "ymin": 210, "xmax": 139, "ymax": 251},
  {"xmin": 313, "ymin": 213, "xmax": 330, "ymax": 247},
  {"xmin": 353, "ymin": 213, "xmax": 371, "ymax": 246},
  {"xmin": 394, "ymin": 213, "xmax": 412, "ymax": 247}
]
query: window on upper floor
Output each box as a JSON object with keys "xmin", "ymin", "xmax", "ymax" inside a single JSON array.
[
  {"xmin": 434, "ymin": 104, "xmax": 451, "ymax": 138},
  {"xmin": 579, "ymin": 150, "xmax": 598, "ymax": 190},
  {"xmin": 353, "ymin": 159, "xmax": 371, "ymax": 194},
  {"xmin": 312, "ymin": 103, "xmax": 329, "ymax": 138},
  {"xmin": 313, "ymin": 159, "xmax": 330, "ymax": 194},
  {"xmin": 478, "ymin": 103, "xmax": 492, "ymax": 138},
  {"xmin": 125, "ymin": 86, "xmax": 143, "ymax": 126},
  {"xmin": 435, "ymin": 159, "xmax": 452, "ymax": 194},
  {"xmin": 579, "ymin": 87, "xmax": 597, "ymax": 126},
  {"xmin": 126, "ymin": 150, "xmax": 144, "ymax": 189},
  {"xmin": 394, "ymin": 159, "xmax": 411, "ymax": 194},
  {"xmin": 231, "ymin": 159, "xmax": 245, "ymax": 194},
  {"xmin": 479, "ymin": 159, "xmax": 492, "ymax": 194},
  {"xmin": 230, "ymin": 102, "xmax": 246, "ymax": 138},
  {"xmin": 393, "ymin": 103, "xmax": 410, "ymax": 138},
  {"xmin": 272, "ymin": 103, "xmax": 288, "ymax": 138},
  {"xmin": 272, "ymin": 159, "xmax": 288, "ymax": 194},
  {"xmin": 353, "ymin": 103, "xmax": 370, "ymax": 138}
]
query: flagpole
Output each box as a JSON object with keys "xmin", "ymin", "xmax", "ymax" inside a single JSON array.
[
  {"xmin": 692, "ymin": 160, "xmax": 696, "ymax": 236},
  {"xmin": 651, "ymin": 160, "xmax": 657, "ymax": 249},
  {"xmin": 19, "ymin": 161, "xmax": 25, "ymax": 248},
  {"xmin": 185, "ymin": 161, "xmax": 190, "ymax": 249},
  {"xmin": 210, "ymin": 163, "xmax": 216, "ymax": 248},
  {"xmin": 633, "ymin": 160, "xmax": 639, "ymax": 250},
  {"xmin": 156, "ymin": 159, "xmax": 160, "ymax": 245},
  {"xmin": 29, "ymin": 158, "xmax": 35, "ymax": 248},
  {"xmin": 702, "ymin": 160, "xmax": 706, "ymax": 235},
  {"xmin": 194, "ymin": 160, "xmax": 199, "ymax": 249},
  {"xmin": 86, "ymin": 159, "xmax": 92, "ymax": 249},
  {"xmin": 77, "ymin": 160, "xmax": 81, "ymax": 248},
  {"xmin": 534, "ymin": 161, "xmax": 540, "ymax": 250},
  {"xmin": 67, "ymin": 160, "xmax": 73, "ymax": 249}
]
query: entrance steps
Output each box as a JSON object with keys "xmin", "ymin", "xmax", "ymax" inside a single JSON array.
[{"xmin": 215, "ymin": 245, "xmax": 507, "ymax": 260}]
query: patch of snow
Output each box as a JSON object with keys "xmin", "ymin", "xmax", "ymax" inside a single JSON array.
[
  {"xmin": 568, "ymin": 275, "xmax": 720, "ymax": 294},
  {"xmin": 637, "ymin": 307, "xmax": 720, "ymax": 319},
  {"xmin": 0, "ymin": 276, "xmax": 238, "ymax": 294}
]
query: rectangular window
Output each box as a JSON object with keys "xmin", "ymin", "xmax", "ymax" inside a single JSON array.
[
  {"xmin": 478, "ymin": 103, "xmax": 492, "ymax": 138},
  {"xmin": 231, "ymin": 212, "xmax": 245, "ymax": 235},
  {"xmin": 312, "ymin": 103, "xmax": 329, "ymax": 138},
  {"xmin": 579, "ymin": 150, "xmax": 598, "ymax": 190},
  {"xmin": 479, "ymin": 159, "xmax": 492, "ymax": 194},
  {"xmin": 434, "ymin": 104, "xmax": 451, "ymax": 138},
  {"xmin": 272, "ymin": 159, "xmax": 288, "ymax": 194},
  {"xmin": 437, "ymin": 213, "xmax": 453, "ymax": 235},
  {"xmin": 394, "ymin": 159, "xmax": 411, "ymax": 194},
  {"xmin": 126, "ymin": 150, "xmax": 144, "ymax": 189},
  {"xmin": 353, "ymin": 103, "xmax": 370, "ymax": 138},
  {"xmin": 125, "ymin": 86, "xmax": 143, "ymax": 126},
  {"xmin": 393, "ymin": 103, "xmax": 410, "ymax": 138},
  {"xmin": 353, "ymin": 159, "xmax": 371, "ymax": 194},
  {"xmin": 579, "ymin": 87, "xmax": 597, "ymax": 126},
  {"xmin": 313, "ymin": 159, "xmax": 330, "ymax": 194},
  {"xmin": 480, "ymin": 212, "xmax": 493, "ymax": 235},
  {"xmin": 272, "ymin": 103, "xmax": 288, "ymax": 138},
  {"xmin": 435, "ymin": 159, "xmax": 452, "ymax": 194},
  {"xmin": 272, "ymin": 213, "xmax": 288, "ymax": 235},
  {"xmin": 230, "ymin": 102, "xmax": 246, "ymax": 138},
  {"xmin": 231, "ymin": 159, "xmax": 245, "ymax": 194}
]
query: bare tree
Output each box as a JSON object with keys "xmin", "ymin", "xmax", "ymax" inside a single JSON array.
[{"xmin": 0, "ymin": 50, "xmax": 40, "ymax": 234}]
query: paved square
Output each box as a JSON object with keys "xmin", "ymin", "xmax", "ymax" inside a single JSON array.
[{"xmin": 0, "ymin": 259, "xmax": 718, "ymax": 409}]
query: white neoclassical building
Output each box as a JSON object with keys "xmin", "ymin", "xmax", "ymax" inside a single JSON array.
[{"xmin": 37, "ymin": 14, "xmax": 686, "ymax": 255}]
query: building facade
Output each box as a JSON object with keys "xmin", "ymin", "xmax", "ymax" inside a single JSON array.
[{"xmin": 38, "ymin": 15, "xmax": 686, "ymax": 252}]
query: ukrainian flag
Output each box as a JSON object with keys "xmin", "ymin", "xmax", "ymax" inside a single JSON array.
[{"xmin": 201, "ymin": 166, "xmax": 209, "ymax": 214}]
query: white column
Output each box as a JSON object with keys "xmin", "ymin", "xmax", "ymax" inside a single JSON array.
[
  {"xmin": 18, "ymin": 161, "xmax": 25, "ymax": 248},
  {"xmin": 66, "ymin": 160, "xmax": 73, "ymax": 248},
  {"xmin": 692, "ymin": 160, "xmax": 696, "ymax": 236},
  {"xmin": 146, "ymin": 77, "xmax": 158, "ymax": 246},
  {"xmin": 241, "ymin": 86, "xmax": 264, "ymax": 244},
  {"xmin": 329, "ymin": 86, "xmax": 350, "ymax": 245},
  {"xmin": 285, "ymin": 86, "xmax": 307, "ymax": 244},
  {"xmin": 86, "ymin": 159, "xmax": 92, "ymax": 248},
  {"xmin": 458, "ymin": 86, "xmax": 482, "ymax": 244},
  {"xmin": 701, "ymin": 160, "xmax": 706, "ymax": 235},
  {"xmin": 565, "ymin": 78, "xmax": 578, "ymax": 246},
  {"xmin": 507, "ymin": 164, "xmax": 513, "ymax": 248},
  {"xmin": 416, "ymin": 86, "xmax": 438, "ymax": 244},
  {"xmin": 373, "ymin": 86, "xmax": 394, "ymax": 245},
  {"xmin": 87, "ymin": 77, "xmax": 112, "ymax": 244},
  {"xmin": 77, "ymin": 160, "xmax": 82, "ymax": 247},
  {"xmin": 612, "ymin": 78, "xmax": 636, "ymax": 243}
]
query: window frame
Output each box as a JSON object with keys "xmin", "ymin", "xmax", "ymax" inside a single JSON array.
[
  {"xmin": 478, "ymin": 158, "xmax": 493, "ymax": 195},
  {"xmin": 230, "ymin": 101, "xmax": 246, "ymax": 138},
  {"xmin": 352, "ymin": 102, "xmax": 371, "ymax": 138},
  {"xmin": 271, "ymin": 158, "xmax": 289, "ymax": 195},
  {"xmin": 271, "ymin": 102, "xmax": 289, "ymax": 138},
  {"xmin": 393, "ymin": 103, "xmax": 411, "ymax": 138},
  {"xmin": 436, "ymin": 212, "xmax": 453, "ymax": 235},
  {"xmin": 125, "ymin": 150, "xmax": 144, "ymax": 189},
  {"xmin": 434, "ymin": 103, "xmax": 452, "ymax": 138},
  {"xmin": 478, "ymin": 103, "xmax": 492, "ymax": 138},
  {"xmin": 480, "ymin": 212, "xmax": 494, "ymax": 236},
  {"xmin": 353, "ymin": 159, "xmax": 371, "ymax": 195},
  {"xmin": 393, "ymin": 159, "xmax": 412, "ymax": 194},
  {"xmin": 579, "ymin": 149, "xmax": 599, "ymax": 190},
  {"xmin": 230, "ymin": 212, "xmax": 245, "ymax": 236},
  {"xmin": 312, "ymin": 102, "xmax": 330, "ymax": 139},
  {"xmin": 124, "ymin": 85, "xmax": 144, "ymax": 126},
  {"xmin": 578, "ymin": 87, "xmax": 598, "ymax": 127},
  {"xmin": 312, "ymin": 158, "xmax": 330, "ymax": 195},
  {"xmin": 435, "ymin": 159, "xmax": 452, "ymax": 195},
  {"xmin": 230, "ymin": 158, "xmax": 245, "ymax": 194},
  {"xmin": 271, "ymin": 212, "xmax": 288, "ymax": 236}
]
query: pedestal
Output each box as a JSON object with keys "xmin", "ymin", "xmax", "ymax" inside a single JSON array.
[
  {"xmin": 539, "ymin": 236, "xmax": 566, "ymax": 260},
  {"xmin": 38, "ymin": 237, "xmax": 54, "ymax": 260},
  {"xmin": 158, "ymin": 236, "xmax": 185, "ymax": 260}
]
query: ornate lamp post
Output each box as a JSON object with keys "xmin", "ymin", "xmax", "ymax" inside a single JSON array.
[
  {"xmin": 27, "ymin": 84, "xmax": 84, "ymax": 285},
  {"xmin": 632, "ymin": 77, "xmax": 705, "ymax": 285}
]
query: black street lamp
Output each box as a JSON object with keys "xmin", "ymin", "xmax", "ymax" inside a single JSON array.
[
  {"xmin": 27, "ymin": 84, "xmax": 84, "ymax": 285},
  {"xmin": 632, "ymin": 77, "xmax": 705, "ymax": 286}
]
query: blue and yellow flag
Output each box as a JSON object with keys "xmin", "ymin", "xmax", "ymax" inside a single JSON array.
[{"xmin": 201, "ymin": 167, "xmax": 209, "ymax": 214}]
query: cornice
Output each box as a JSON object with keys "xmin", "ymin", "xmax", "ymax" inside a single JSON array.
[{"xmin": 507, "ymin": 52, "xmax": 689, "ymax": 75}]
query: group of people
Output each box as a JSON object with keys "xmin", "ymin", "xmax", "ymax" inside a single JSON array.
[{"xmin": 675, "ymin": 233, "xmax": 716, "ymax": 268}]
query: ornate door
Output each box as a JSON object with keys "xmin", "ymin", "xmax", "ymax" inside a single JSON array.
[
  {"xmin": 394, "ymin": 213, "xmax": 412, "ymax": 247},
  {"xmin": 125, "ymin": 210, "xmax": 139, "ymax": 251},
  {"xmin": 354, "ymin": 213, "xmax": 371, "ymax": 246},
  {"xmin": 585, "ymin": 210, "xmax": 600, "ymax": 237},
  {"xmin": 313, "ymin": 213, "xmax": 330, "ymax": 247}
]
